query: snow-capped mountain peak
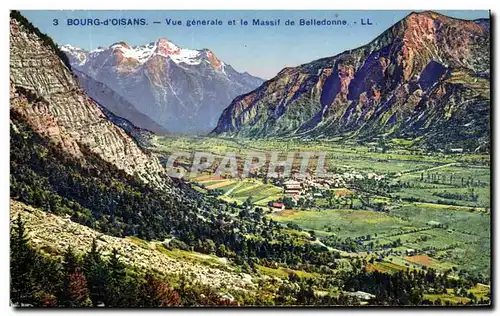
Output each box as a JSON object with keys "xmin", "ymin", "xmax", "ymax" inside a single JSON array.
[
  {"xmin": 62, "ymin": 38, "xmax": 264, "ymax": 133},
  {"xmin": 60, "ymin": 44, "xmax": 88, "ymax": 65},
  {"xmin": 63, "ymin": 38, "xmax": 230, "ymax": 71}
]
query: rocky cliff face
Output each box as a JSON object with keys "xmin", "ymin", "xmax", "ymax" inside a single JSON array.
[
  {"xmin": 212, "ymin": 12, "xmax": 490, "ymax": 151},
  {"xmin": 62, "ymin": 40, "xmax": 264, "ymax": 134},
  {"xmin": 10, "ymin": 17, "xmax": 170, "ymax": 189}
]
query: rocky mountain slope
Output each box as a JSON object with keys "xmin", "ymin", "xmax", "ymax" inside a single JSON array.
[
  {"xmin": 62, "ymin": 40, "xmax": 264, "ymax": 134},
  {"xmin": 212, "ymin": 11, "xmax": 490, "ymax": 151},
  {"xmin": 73, "ymin": 69, "xmax": 168, "ymax": 134},
  {"xmin": 10, "ymin": 200, "xmax": 256, "ymax": 292},
  {"xmin": 10, "ymin": 16, "xmax": 169, "ymax": 189}
]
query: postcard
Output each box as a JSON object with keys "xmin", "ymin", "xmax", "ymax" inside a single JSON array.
[{"xmin": 9, "ymin": 9, "xmax": 491, "ymax": 307}]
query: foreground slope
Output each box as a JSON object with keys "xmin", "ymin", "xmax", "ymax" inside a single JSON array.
[
  {"xmin": 212, "ymin": 12, "xmax": 490, "ymax": 151},
  {"xmin": 10, "ymin": 200, "xmax": 255, "ymax": 292}
]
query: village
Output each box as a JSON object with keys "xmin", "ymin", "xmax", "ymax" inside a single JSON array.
[
  {"xmin": 186, "ymin": 156, "xmax": 388, "ymax": 213},
  {"xmin": 265, "ymin": 169, "xmax": 385, "ymax": 211}
]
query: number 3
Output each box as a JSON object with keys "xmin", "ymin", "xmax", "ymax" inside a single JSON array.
[{"xmin": 53, "ymin": 19, "xmax": 59, "ymax": 26}]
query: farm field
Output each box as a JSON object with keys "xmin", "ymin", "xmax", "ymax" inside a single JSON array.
[
  {"xmin": 192, "ymin": 175, "xmax": 284, "ymax": 206},
  {"xmin": 152, "ymin": 135, "xmax": 490, "ymax": 177},
  {"xmin": 270, "ymin": 209, "xmax": 414, "ymax": 238},
  {"xmin": 270, "ymin": 204, "xmax": 490, "ymax": 279},
  {"xmin": 395, "ymin": 164, "xmax": 491, "ymax": 209},
  {"xmin": 150, "ymin": 135, "xmax": 491, "ymax": 284}
]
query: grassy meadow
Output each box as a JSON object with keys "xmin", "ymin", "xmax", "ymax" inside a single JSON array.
[{"xmin": 150, "ymin": 134, "xmax": 491, "ymax": 296}]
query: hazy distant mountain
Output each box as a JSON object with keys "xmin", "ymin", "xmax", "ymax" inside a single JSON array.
[
  {"xmin": 72, "ymin": 69, "xmax": 168, "ymax": 135},
  {"xmin": 62, "ymin": 40, "xmax": 264, "ymax": 134},
  {"xmin": 212, "ymin": 11, "xmax": 490, "ymax": 151}
]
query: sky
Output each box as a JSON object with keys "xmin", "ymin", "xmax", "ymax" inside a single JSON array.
[{"xmin": 20, "ymin": 10, "xmax": 489, "ymax": 79}]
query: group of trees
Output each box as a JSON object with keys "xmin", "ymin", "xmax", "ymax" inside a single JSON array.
[
  {"xmin": 344, "ymin": 267, "xmax": 489, "ymax": 306},
  {"xmin": 10, "ymin": 214, "xmax": 238, "ymax": 307},
  {"xmin": 321, "ymin": 234, "xmax": 406, "ymax": 253},
  {"xmin": 274, "ymin": 277, "xmax": 359, "ymax": 306},
  {"xmin": 419, "ymin": 172, "xmax": 486, "ymax": 188},
  {"xmin": 433, "ymin": 190, "xmax": 479, "ymax": 202},
  {"xmin": 353, "ymin": 177, "xmax": 392, "ymax": 196}
]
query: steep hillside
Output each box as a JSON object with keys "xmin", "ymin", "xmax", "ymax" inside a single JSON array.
[
  {"xmin": 62, "ymin": 40, "xmax": 264, "ymax": 133},
  {"xmin": 212, "ymin": 11, "xmax": 490, "ymax": 151},
  {"xmin": 10, "ymin": 16, "xmax": 169, "ymax": 189},
  {"xmin": 10, "ymin": 200, "xmax": 255, "ymax": 292}
]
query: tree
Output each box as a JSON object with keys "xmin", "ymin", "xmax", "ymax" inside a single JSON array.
[
  {"xmin": 83, "ymin": 239, "xmax": 108, "ymax": 306},
  {"xmin": 104, "ymin": 248, "xmax": 127, "ymax": 307},
  {"xmin": 217, "ymin": 244, "xmax": 228, "ymax": 257},
  {"xmin": 297, "ymin": 279, "xmax": 315, "ymax": 305},
  {"xmin": 139, "ymin": 273, "xmax": 181, "ymax": 307},
  {"xmin": 243, "ymin": 197, "xmax": 253, "ymax": 209},
  {"xmin": 202, "ymin": 239, "xmax": 216, "ymax": 254},
  {"xmin": 409, "ymin": 287, "xmax": 423, "ymax": 305},
  {"xmin": 10, "ymin": 214, "xmax": 63, "ymax": 307},
  {"xmin": 282, "ymin": 197, "xmax": 294, "ymax": 209},
  {"xmin": 10, "ymin": 214, "xmax": 39, "ymax": 305},
  {"xmin": 65, "ymin": 273, "xmax": 92, "ymax": 307},
  {"xmin": 32, "ymin": 253, "xmax": 63, "ymax": 307},
  {"xmin": 61, "ymin": 246, "xmax": 91, "ymax": 307},
  {"xmin": 276, "ymin": 282, "xmax": 298, "ymax": 305},
  {"xmin": 62, "ymin": 246, "xmax": 78, "ymax": 276},
  {"xmin": 36, "ymin": 293, "xmax": 57, "ymax": 307}
]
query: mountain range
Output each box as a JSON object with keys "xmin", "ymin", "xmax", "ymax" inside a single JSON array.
[
  {"xmin": 211, "ymin": 11, "xmax": 490, "ymax": 152},
  {"xmin": 61, "ymin": 40, "xmax": 264, "ymax": 134}
]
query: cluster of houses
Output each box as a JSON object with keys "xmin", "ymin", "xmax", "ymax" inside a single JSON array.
[
  {"xmin": 282, "ymin": 170, "xmax": 383, "ymax": 198},
  {"xmin": 282, "ymin": 179, "xmax": 320, "ymax": 204},
  {"xmin": 267, "ymin": 169, "xmax": 385, "ymax": 211},
  {"xmin": 284, "ymin": 179, "xmax": 302, "ymax": 196}
]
